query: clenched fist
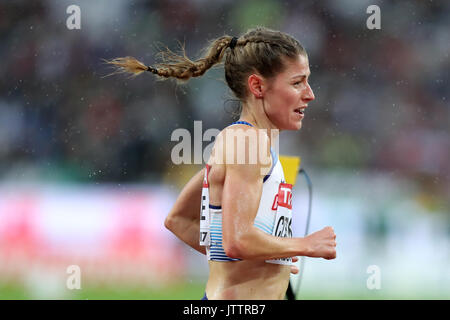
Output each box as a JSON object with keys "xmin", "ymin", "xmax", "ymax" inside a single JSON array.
[{"xmin": 304, "ymin": 226, "xmax": 337, "ymax": 260}]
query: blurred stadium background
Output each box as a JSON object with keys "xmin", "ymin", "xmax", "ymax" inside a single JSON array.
[{"xmin": 0, "ymin": 0, "xmax": 448, "ymax": 299}]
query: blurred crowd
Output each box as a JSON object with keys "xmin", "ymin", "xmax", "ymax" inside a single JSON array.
[{"xmin": 0, "ymin": 0, "xmax": 448, "ymax": 208}]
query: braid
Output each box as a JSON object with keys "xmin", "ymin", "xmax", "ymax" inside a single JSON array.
[
  {"xmin": 103, "ymin": 26, "xmax": 306, "ymax": 107},
  {"xmin": 103, "ymin": 36, "xmax": 233, "ymax": 82}
]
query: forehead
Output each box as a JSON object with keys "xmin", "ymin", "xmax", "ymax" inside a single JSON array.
[{"xmin": 278, "ymin": 54, "xmax": 310, "ymax": 79}]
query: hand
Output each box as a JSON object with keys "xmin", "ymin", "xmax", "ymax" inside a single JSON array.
[
  {"xmin": 304, "ymin": 226, "xmax": 337, "ymax": 260},
  {"xmin": 290, "ymin": 256, "xmax": 299, "ymax": 274}
]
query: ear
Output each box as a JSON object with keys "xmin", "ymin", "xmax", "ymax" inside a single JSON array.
[{"xmin": 247, "ymin": 73, "xmax": 265, "ymax": 98}]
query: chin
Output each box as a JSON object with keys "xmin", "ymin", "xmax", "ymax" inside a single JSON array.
[
  {"xmin": 288, "ymin": 120, "xmax": 302, "ymax": 131},
  {"xmin": 276, "ymin": 118, "xmax": 303, "ymax": 131},
  {"xmin": 280, "ymin": 123, "xmax": 302, "ymax": 131}
]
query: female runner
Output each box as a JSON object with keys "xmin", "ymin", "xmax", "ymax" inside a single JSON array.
[{"xmin": 106, "ymin": 26, "xmax": 336, "ymax": 300}]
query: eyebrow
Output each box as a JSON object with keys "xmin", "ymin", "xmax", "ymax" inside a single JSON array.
[{"xmin": 290, "ymin": 73, "xmax": 310, "ymax": 80}]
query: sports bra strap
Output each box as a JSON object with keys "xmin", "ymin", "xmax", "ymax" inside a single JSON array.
[{"xmin": 229, "ymin": 120, "xmax": 254, "ymax": 127}]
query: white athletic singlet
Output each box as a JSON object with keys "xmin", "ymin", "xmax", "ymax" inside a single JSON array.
[{"xmin": 199, "ymin": 121, "xmax": 293, "ymax": 265}]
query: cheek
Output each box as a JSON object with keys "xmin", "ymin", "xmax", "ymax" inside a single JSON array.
[
  {"xmin": 279, "ymin": 87, "xmax": 298, "ymax": 105},
  {"xmin": 266, "ymin": 91, "xmax": 297, "ymax": 126},
  {"xmin": 274, "ymin": 89, "xmax": 298, "ymax": 116},
  {"xmin": 285, "ymin": 88, "xmax": 300, "ymax": 105},
  {"xmin": 270, "ymin": 87, "xmax": 297, "ymax": 108}
]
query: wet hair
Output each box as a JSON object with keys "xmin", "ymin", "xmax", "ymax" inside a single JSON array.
[{"xmin": 104, "ymin": 26, "xmax": 306, "ymax": 102}]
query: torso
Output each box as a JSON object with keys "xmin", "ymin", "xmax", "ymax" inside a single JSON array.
[
  {"xmin": 206, "ymin": 259, "xmax": 290, "ymax": 299},
  {"xmin": 203, "ymin": 123, "xmax": 291, "ymax": 300}
]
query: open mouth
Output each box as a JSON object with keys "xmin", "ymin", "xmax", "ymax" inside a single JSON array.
[{"xmin": 294, "ymin": 107, "xmax": 305, "ymax": 116}]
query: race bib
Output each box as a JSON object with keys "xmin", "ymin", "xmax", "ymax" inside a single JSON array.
[
  {"xmin": 199, "ymin": 166, "xmax": 211, "ymax": 246},
  {"xmin": 266, "ymin": 182, "xmax": 293, "ymax": 265}
]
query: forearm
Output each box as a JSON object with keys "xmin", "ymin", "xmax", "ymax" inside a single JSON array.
[
  {"xmin": 225, "ymin": 226, "xmax": 310, "ymax": 260},
  {"xmin": 165, "ymin": 167, "xmax": 206, "ymax": 254},
  {"xmin": 165, "ymin": 214, "xmax": 206, "ymax": 255}
]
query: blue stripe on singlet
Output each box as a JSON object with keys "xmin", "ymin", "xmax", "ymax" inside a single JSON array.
[
  {"xmin": 230, "ymin": 120, "xmax": 254, "ymax": 127},
  {"xmin": 263, "ymin": 148, "xmax": 277, "ymax": 182},
  {"xmin": 254, "ymin": 220, "xmax": 273, "ymax": 234}
]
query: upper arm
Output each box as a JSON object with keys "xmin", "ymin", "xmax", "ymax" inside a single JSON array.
[{"xmin": 221, "ymin": 160, "xmax": 263, "ymax": 253}]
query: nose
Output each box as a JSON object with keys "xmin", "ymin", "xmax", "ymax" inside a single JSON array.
[{"xmin": 303, "ymin": 82, "xmax": 315, "ymax": 102}]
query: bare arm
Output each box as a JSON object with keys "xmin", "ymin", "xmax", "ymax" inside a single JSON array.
[
  {"xmin": 164, "ymin": 166, "xmax": 305, "ymax": 274},
  {"xmin": 165, "ymin": 168, "xmax": 206, "ymax": 255},
  {"xmin": 221, "ymin": 130, "xmax": 336, "ymax": 260}
]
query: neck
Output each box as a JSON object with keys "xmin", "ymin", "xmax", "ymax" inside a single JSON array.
[{"xmin": 239, "ymin": 100, "xmax": 280, "ymax": 148}]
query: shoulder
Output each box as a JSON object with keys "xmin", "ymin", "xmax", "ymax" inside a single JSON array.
[{"xmin": 209, "ymin": 124, "xmax": 272, "ymax": 178}]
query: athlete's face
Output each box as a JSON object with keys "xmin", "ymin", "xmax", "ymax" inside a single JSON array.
[{"xmin": 264, "ymin": 54, "xmax": 315, "ymax": 131}]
